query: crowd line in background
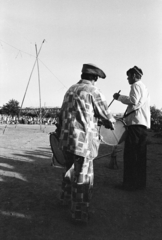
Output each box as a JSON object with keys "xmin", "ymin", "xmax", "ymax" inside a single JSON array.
[
  {"xmin": 0, "ymin": 114, "xmax": 58, "ymax": 125},
  {"xmin": 0, "ymin": 114, "xmax": 162, "ymax": 132}
]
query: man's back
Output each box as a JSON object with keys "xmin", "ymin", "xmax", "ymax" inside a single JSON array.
[{"xmin": 59, "ymin": 79, "xmax": 109, "ymax": 158}]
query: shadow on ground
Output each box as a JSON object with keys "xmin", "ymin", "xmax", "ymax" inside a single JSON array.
[{"xmin": 0, "ymin": 128, "xmax": 162, "ymax": 240}]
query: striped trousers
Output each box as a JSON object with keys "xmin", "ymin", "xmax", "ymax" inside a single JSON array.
[{"xmin": 60, "ymin": 151, "xmax": 94, "ymax": 222}]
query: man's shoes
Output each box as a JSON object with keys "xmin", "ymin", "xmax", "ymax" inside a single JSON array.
[{"xmin": 115, "ymin": 183, "xmax": 146, "ymax": 191}]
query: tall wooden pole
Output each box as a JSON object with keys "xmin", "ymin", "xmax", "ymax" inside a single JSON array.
[
  {"xmin": 4, "ymin": 40, "xmax": 45, "ymax": 133},
  {"xmin": 35, "ymin": 44, "xmax": 42, "ymax": 130},
  {"xmin": 20, "ymin": 39, "xmax": 45, "ymax": 112}
]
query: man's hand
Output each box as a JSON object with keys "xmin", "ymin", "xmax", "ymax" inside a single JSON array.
[
  {"xmin": 113, "ymin": 93, "xmax": 120, "ymax": 100},
  {"xmin": 102, "ymin": 119, "xmax": 115, "ymax": 130},
  {"xmin": 97, "ymin": 119, "xmax": 102, "ymax": 126}
]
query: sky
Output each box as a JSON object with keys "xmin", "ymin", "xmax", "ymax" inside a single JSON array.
[{"xmin": 0, "ymin": 0, "xmax": 162, "ymax": 114}]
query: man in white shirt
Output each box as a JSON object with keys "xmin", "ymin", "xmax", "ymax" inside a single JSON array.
[{"xmin": 113, "ymin": 66, "xmax": 150, "ymax": 190}]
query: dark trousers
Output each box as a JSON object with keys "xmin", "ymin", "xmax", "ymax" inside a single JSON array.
[{"xmin": 123, "ymin": 125, "xmax": 148, "ymax": 189}]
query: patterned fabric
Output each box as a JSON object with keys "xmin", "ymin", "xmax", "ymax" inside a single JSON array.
[
  {"xmin": 60, "ymin": 151, "xmax": 94, "ymax": 222},
  {"xmin": 58, "ymin": 79, "xmax": 114, "ymax": 222},
  {"xmin": 59, "ymin": 79, "xmax": 112, "ymax": 158}
]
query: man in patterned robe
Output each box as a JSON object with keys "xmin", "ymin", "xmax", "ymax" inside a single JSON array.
[{"xmin": 58, "ymin": 63, "xmax": 115, "ymax": 222}]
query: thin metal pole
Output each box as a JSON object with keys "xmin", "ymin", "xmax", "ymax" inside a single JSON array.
[
  {"xmin": 35, "ymin": 44, "xmax": 42, "ymax": 130},
  {"xmin": 95, "ymin": 150, "xmax": 122, "ymax": 160},
  {"xmin": 3, "ymin": 123, "xmax": 8, "ymax": 134}
]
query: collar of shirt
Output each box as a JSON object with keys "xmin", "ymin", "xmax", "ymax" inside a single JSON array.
[
  {"xmin": 131, "ymin": 80, "xmax": 141, "ymax": 87},
  {"xmin": 79, "ymin": 79, "xmax": 93, "ymax": 85}
]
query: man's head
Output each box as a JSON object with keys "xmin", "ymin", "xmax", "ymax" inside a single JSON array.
[
  {"xmin": 81, "ymin": 64, "xmax": 106, "ymax": 83},
  {"xmin": 81, "ymin": 73, "xmax": 98, "ymax": 82},
  {"xmin": 126, "ymin": 66, "xmax": 143, "ymax": 85}
]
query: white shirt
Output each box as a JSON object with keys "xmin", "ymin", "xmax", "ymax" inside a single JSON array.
[{"xmin": 118, "ymin": 80, "xmax": 151, "ymax": 128}]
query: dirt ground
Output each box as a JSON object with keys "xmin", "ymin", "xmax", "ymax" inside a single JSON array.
[{"xmin": 0, "ymin": 124, "xmax": 162, "ymax": 240}]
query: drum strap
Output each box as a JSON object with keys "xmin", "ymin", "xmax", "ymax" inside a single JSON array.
[
  {"xmin": 123, "ymin": 94, "xmax": 147, "ymax": 118},
  {"xmin": 123, "ymin": 107, "xmax": 140, "ymax": 118}
]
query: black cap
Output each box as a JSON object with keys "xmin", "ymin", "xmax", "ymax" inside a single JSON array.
[
  {"xmin": 133, "ymin": 66, "xmax": 143, "ymax": 76},
  {"xmin": 82, "ymin": 64, "xmax": 106, "ymax": 79}
]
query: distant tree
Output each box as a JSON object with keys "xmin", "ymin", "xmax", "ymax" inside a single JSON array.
[
  {"xmin": 150, "ymin": 106, "xmax": 162, "ymax": 131},
  {"xmin": 150, "ymin": 106, "xmax": 162, "ymax": 120},
  {"xmin": 1, "ymin": 99, "xmax": 20, "ymax": 117}
]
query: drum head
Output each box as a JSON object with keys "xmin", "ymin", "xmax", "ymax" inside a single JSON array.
[
  {"xmin": 49, "ymin": 132, "xmax": 65, "ymax": 166},
  {"xmin": 100, "ymin": 119, "xmax": 127, "ymax": 145}
]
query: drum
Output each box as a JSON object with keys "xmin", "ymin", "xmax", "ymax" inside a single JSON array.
[
  {"xmin": 49, "ymin": 132, "xmax": 65, "ymax": 166},
  {"xmin": 99, "ymin": 119, "xmax": 127, "ymax": 145}
]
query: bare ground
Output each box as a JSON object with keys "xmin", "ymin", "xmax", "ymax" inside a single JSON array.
[{"xmin": 0, "ymin": 124, "xmax": 162, "ymax": 240}]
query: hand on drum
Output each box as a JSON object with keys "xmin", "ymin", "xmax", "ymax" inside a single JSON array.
[{"xmin": 102, "ymin": 119, "xmax": 115, "ymax": 130}]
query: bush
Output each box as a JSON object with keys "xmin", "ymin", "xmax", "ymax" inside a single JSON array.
[{"xmin": 151, "ymin": 106, "xmax": 162, "ymax": 132}]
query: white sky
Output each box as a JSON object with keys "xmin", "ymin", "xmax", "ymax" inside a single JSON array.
[{"xmin": 0, "ymin": 0, "xmax": 162, "ymax": 113}]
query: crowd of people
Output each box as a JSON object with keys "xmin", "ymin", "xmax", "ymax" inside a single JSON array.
[
  {"xmin": 1, "ymin": 114, "xmax": 161, "ymax": 131},
  {"xmin": 0, "ymin": 114, "xmax": 58, "ymax": 125}
]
